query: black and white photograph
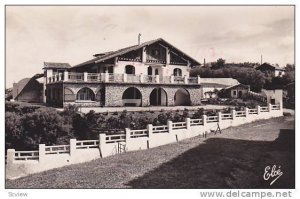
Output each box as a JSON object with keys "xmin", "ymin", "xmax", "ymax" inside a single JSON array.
[{"xmin": 3, "ymin": 3, "xmax": 297, "ymax": 198}]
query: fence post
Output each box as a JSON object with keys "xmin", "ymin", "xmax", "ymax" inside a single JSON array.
[
  {"xmin": 245, "ymin": 107, "xmax": 249, "ymax": 118},
  {"xmin": 125, "ymin": 128, "xmax": 131, "ymax": 143},
  {"xmin": 167, "ymin": 120, "xmax": 173, "ymax": 134},
  {"xmin": 268, "ymin": 103, "xmax": 272, "ymax": 112},
  {"xmin": 279, "ymin": 102, "xmax": 283, "ymax": 116},
  {"xmin": 83, "ymin": 72, "xmax": 88, "ymax": 82},
  {"xmin": 104, "ymin": 72, "xmax": 109, "ymax": 82},
  {"xmin": 63, "ymin": 71, "xmax": 68, "ymax": 82},
  {"xmin": 99, "ymin": 134, "xmax": 106, "ymax": 158},
  {"xmin": 217, "ymin": 112, "xmax": 222, "ymax": 122},
  {"xmin": 202, "ymin": 115, "xmax": 207, "ymax": 126},
  {"xmin": 6, "ymin": 149, "xmax": 15, "ymax": 165},
  {"xmin": 140, "ymin": 74, "xmax": 144, "ymax": 83},
  {"xmin": 123, "ymin": 73, "xmax": 127, "ymax": 82},
  {"xmin": 147, "ymin": 124, "xmax": 153, "ymax": 149},
  {"xmin": 155, "ymin": 75, "xmax": 160, "ymax": 83},
  {"xmin": 197, "ymin": 75, "xmax": 201, "ymax": 84},
  {"xmin": 256, "ymin": 105, "xmax": 261, "ymax": 115},
  {"xmin": 231, "ymin": 109, "xmax": 236, "ymax": 120},
  {"xmin": 147, "ymin": 124, "xmax": 153, "ymax": 138},
  {"xmin": 70, "ymin": 139, "xmax": 77, "ymax": 158},
  {"xmin": 185, "ymin": 118, "xmax": 191, "ymax": 131},
  {"xmin": 39, "ymin": 144, "xmax": 46, "ymax": 163},
  {"xmin": 170, "ymin": 75, "xmax": 174, "ymax": 83},
  {"xmin": 184, "ymin": 75, "xmax": 188, "ymax": 84}
]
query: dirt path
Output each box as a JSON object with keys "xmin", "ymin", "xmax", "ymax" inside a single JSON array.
[{"xmin": 6, "ymin": 116, "xmax": 294, "ymax": 188}]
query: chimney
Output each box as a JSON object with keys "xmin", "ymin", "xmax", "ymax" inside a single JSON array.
[
  {"xmin": 204, "ymin": 58, "xmax": 206, "ymax": 67},
  {"xmin": 138, "ymin": 33, "xmax": 141, "ymax": 45}
]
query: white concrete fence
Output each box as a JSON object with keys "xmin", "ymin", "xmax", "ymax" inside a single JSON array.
[{"xmin": 6, "ymin": 103, "xmax": 283, "ymax": 179}]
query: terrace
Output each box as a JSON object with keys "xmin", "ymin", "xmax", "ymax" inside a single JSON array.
[{"xmin": 47, "ymin": 71, "xmax": 201, "ymax": 85}]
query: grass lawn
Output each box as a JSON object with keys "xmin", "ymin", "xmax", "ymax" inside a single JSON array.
[{"xmin": 6, "ymin": 116, "xmax": 295, "ymax": 189}]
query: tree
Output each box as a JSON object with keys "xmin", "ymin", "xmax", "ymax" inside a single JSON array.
[
  {"xmin": 5, "ymin": 112, "xmax": 24, "ymax": 150},
  {"xmin": 285, "ymin": 64, "xmax": 295, "ymax": 72},
  {"xmin": 212, "ymin": 58, "xmax": 226, "ymax": 69}
]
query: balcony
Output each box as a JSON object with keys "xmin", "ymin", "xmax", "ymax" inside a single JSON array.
[{"xmin": 47, "ymin": 72, "xmax": 201, "ymax": 85}]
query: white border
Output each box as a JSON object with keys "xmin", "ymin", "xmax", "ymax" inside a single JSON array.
[{"xmin": 1, "ymin": 1, "xmax": 298, "ymax": 199}]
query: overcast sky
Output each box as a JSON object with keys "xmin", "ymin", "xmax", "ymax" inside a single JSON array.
[{"xmin": 6, "ymin": 6, "xmax": 294, "ymax": 88}]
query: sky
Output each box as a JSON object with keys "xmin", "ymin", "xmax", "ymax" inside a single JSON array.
[{"xmin": 5, "ymin": 6, "xmax": 294, "ymax": 88}]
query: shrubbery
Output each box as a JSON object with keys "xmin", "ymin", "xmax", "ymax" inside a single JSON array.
[
  {"xmin": 5, "ymin": 103, "xmax": 245, "ymax": 151},
  {"xmin": 5, "ymin": 106, "xmax": 67, "ymax": 151}
]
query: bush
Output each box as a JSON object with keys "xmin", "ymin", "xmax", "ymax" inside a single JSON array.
[
  {"xmin": 22, "ymin": 108, "xmax": 65, "ymax": 148},
  {"xmin": 5, "ymin": 102, "xmax": 41, "ymax": 115},
  {"xmin": 5, "ymin": 112, "xmax": 24, "ymax": 151},
  {"xmin": 5, "ymin": 108, "xmax": 66, "ymax": 151}
]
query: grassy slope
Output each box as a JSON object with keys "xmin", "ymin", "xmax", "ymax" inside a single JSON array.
[{"xmin": 6, "ymin": 116, "xmax": 294, "ymax": 189}]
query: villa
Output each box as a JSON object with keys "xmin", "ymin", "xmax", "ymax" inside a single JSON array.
[{"xmin": 44, "ymin": 38, "xmax": 203, "ymax": 107}]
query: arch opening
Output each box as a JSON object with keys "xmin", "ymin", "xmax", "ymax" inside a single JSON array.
[
  {"xmin": 150, "ymin": 88, "xmax": 167, "ymax": 106},
  {"xmin": 122, "ymin": 87, "xmax": 142, "ymax": 107},
  {"xmin": 174, "ymin": 88, "xmax": 191, "ymax": 106},
  {"xmin": 76, "ymin": 87, "xmax": 95, "ymax": 101}
]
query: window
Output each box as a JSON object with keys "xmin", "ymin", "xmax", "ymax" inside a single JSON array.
[
  {"xmin": 173, "ymin": 68, "xmax": 182, "ymax": 76},
  {"xmin": 148, "ymin": 66, "xmax": 152, "ymax": 75},
  {"xmin": 233, "ymin": 90, "xmax": 237, "ymax": 96},
  {"xmin": 76, "ymin": 88, "xmax": 95, "ymax": 101},
  {"xmin": 125, "ymin": 65, "xmax": 135, "ymax": 75}
]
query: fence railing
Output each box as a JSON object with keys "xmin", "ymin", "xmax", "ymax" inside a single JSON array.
[
  {"xmin": 174, "ymin": 76, "xmax": 184, "ymax": 83},
  {"xmin": 87, "ymin": 73, "xmax": 101, "ymax": 82},
  {"xmin": 248, "ymin": 109, "xmax": 258, "ymax": 114},
  {"xmin": 221, "ymin": 113, "xmax": 233, "ymax": 120},
  {"xmin": 127, "ymin": 74, "xmax": 140, "ymax": 83},
  {"xmin": 105, "ymin": 134, "xmax": 126, "ymax": 143},
  {"xmin": 144, "ymin": 75, "xmax": 156, "ymax": 83},
  {"xmin": 188, "ymin": 77, "xmax": 198, "ymax": 84},
  {"xmin": 109, "ymin": 73, "xmax": 123, "ymax": 82},
  {"xmin": 159, "ymin": 76, "xmax": 171, "ymax": 84},
  {"xmin": 45, "ymin": 145, "xmax": 70, "ymax": 155},
  {"xmin": 6, "ymin": 103, "xmax": 282, "ymax": 171},
  {"xmin": 260, "ymin": 106, "xmax": 269, "ymax": 112},
  {"xmin": 207, "ymin": 116, "xmax": 218, "ymax": 123},
  {"xmin": 235, "ymin": 111, "xmax": 246, "ymax": 117},
  {"xmin": 152, "ymin": 125, "xmax": 168, "ymax": 133},
  {"xmin": 190, "ymin": 118, "xmax": 203, "ymax": 126},
  {"xmin": 68, "ymin": 73, "xmax": 84, "ymax": 82},
  {"xmin": 47, "ymin": 72, "xmax": 201, "ymax": 85},
  {"xmin": 14, "ymin": 151, "xmax": 39, "ymax": 161},
  {"xmin": 76, "ymin": 140, "xmax": 99, "ymax": 149},
  {"xmin": 271, "ymin": 104, "xmax": 280, "ymax": 110},
  {"xmin": 129, "ymin": 129, "xmax": 148, "ymax": 138},
  {"xmin": 172, "ymin": 122, "xmax": 187, "ymax": 129}
]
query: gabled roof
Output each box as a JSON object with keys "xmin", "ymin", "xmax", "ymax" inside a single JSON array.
[
  {"xmin": 72, "ymin": 38, "xmax": 201, "ymax": 69},
  {"xmin": 43, "ymin": 62, "xmax": 71, "ymax": 69},
  {"xmin": 224, "ymin": 83, "xmax": 250, "ymax": 90},
  {"xmin": 256, "ymin": 63, "xmax": 286, "ymax": 71},
  {"xmin": 200, "ymin": 78, "xmax": 239, "ymax": 87},
  {"xmin": 13, "ymin": 74, "xmax": 43, "ymax": 100}
]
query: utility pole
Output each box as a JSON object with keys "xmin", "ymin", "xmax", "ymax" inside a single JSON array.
[
  {"xmin": 261, "ymin": 55, "xmax": 263, "ymax": 65},
  {"xmin": 138, "ymin": 33, "xmax": 141, "ymax": 45}
]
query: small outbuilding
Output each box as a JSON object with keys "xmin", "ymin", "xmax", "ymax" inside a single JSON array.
[
  {"xmin": 12, "ymin": 74, "xmax": 44, "ymax": 103},
  {"xmin": 222, "ymin": 83, "xmax": 250, "ymax": 98}
]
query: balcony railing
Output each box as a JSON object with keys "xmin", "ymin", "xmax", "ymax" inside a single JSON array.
[{"xmin": 47, "ymin": 72, "xmax": 201, "ymax": 85}]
